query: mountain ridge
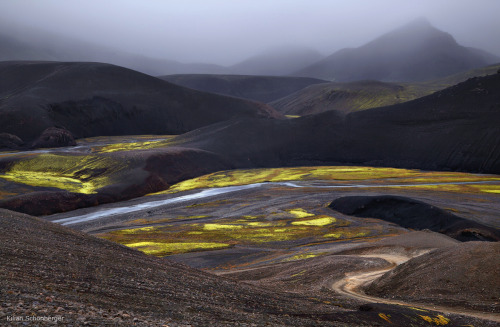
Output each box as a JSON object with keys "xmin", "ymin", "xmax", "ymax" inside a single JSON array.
[{"xmin": 294, "ymin": 19, "xmax": 499, "ymax": 82}]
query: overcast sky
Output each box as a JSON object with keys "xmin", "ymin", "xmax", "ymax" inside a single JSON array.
[{"xmin": 1, "ymin": 0, "xmax": 499, "ymax": 65}]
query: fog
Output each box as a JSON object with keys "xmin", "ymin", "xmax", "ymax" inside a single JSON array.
[{"xmin": 1, "ymin": 0, "xmax": 499, "ymax": 65}]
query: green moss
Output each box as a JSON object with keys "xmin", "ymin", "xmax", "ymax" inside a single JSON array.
[
  {"xmin": 125, "ymin": 241, "xmax": 230, "ymax": 256},
  {"xmin": 287, "ymin": 208, "xmax": 315, "ymax": 218},
  {"xmin": 149, "ymin": 166, "xmax": 499, "ymax": 195},
  {"xmin": 292, "ymin": 216, "xmax": 336, "ymax": 226},
  {"xmin": 0, "ymin": 154, "xmax": 126, "ymax": 194}
]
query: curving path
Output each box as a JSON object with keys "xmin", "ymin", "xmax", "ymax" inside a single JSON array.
[{"xmin": 331, "ymin": 253, "xmax": 500, "ymax": 323}]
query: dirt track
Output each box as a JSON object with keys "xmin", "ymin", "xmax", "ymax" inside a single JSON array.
[{"xmin": 331, "ymin": 253, "xmax": 500, "ymax": 323}]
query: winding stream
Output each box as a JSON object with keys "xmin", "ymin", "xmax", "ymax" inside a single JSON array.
[{"xmin": 54, "ymin": 180, "xmax": 497, "ymax": 226}]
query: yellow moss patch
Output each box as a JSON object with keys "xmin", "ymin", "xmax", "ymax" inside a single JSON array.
[
  {"xmin": 282, "ymin": 253, "xmax": 322, "ymax": 262},
  {"xmin": 324, "ymin": 230, "xmax": 368, "ymax": 239},
  {"xmin": 287, "ymin": 208, "xmax": 315, "ymax": 218},
  {"xmin": 292, "ymin": 216, "xmax": 336, "ymax": 226},
  {"xmin": 149, "ymin": 165, "xmax": 500, "ymax": 196},
  {"xmin": 418, "ymin": 314, "xmax": 450, "ymax": 325},
  {"xmin": 117, "ymin": 226, "xmax": 158, "ymax": 234},
  {"xmin": 378, "ymin": 313, "xmax": 392, "ymax": 324},
  {"xmin": 203, "ymin": 223, "xmax": 244, "ymax": 231},
  {"xmin": 96, "ymin": 139, "xmax": 172, "ymax": 153},
  {"xmin": 0, "ymin": 154, "xmax": 126, "ymax": 194},
  {"xmin": 125, "ymin": 241, "xmax": 230, "ymax": 256}
]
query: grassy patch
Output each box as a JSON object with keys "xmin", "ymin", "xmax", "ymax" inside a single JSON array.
[
  {"xmin": 149, "ymin": 166, "xmax": 500, "ymax": 195},
  {"xmin": 126, "ymin": 241, "xmax": 230, "ymax": 256},
  {"xmin": 0, "ymin": 154, "xmax": 126, "ymax": 194}
]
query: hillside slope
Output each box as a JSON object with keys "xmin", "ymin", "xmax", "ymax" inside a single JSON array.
[
  {"xmin": 272, "ymin": 63, "xmax": 500, "ymax": 116},
  {"xmin": 294, "ymin": 19, "xmax": 499, "ymax": 82},
  {"xmin": 0, "ymin": 209, "xmax": 345, "ymax": 326},
  {"xmin": 159, "ymin": 74, "xmax": 327, "ymax": 103},
  {"xmin": 0, "ymin": 61, "xmax": 279, "ymax": 145},
  {"xmin": 366, "ymin": 242, "xmax": 500, "ymax": 312},
  {"xmin": 177, "ymin": 73, "xmax": 500, "ymax": 174}
]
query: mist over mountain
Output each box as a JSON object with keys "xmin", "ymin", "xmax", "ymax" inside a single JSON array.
[
  {"xmin": 159, "ymin": 74, "xmax": 327, "ymax": 103},
  {"xmin": 0, "ymin": 29, "xmax": 230, "ymax": 76},
  {"xmin": 230, "ymin": 46, "xmax": 324, "ymax": 76},
  {"xmin": 294, "ymin": 18, "xmax": 500, "ymax": 82}
]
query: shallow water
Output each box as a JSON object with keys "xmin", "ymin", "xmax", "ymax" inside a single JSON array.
[{"xmin": 54, "ymin": 180, "xmax": 497, "ymax": 226}]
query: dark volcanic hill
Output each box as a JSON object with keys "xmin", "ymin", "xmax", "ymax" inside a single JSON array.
[
  {"xmin": 328, "ymin": 195, "xmax": 500, "ymax": 242},
  {"xmin": 177, "ymin": 72, "xmax": 500, "ymax": 174},
  {"xmin": 273, "ymin": 63, "xmax": 500, "ymax": 116},
  {"xmin": 0, "ymin": 61, "xmax": 279, "ymax": 145},
  {"xmin": 159, "ymin": 74, "xmax": 327, "ymax": 103},
  {"xmin": 366, "ymin": 241, "xmax": 500, "ymax": 312},
  {"xmin": 294, "ymin": 18, "xmax": 499, "ymax": 82}
]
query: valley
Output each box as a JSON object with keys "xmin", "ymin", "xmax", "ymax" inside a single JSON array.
[{"xmin": 1, "ymin": 7, "xmax": 500, "ymax": 326}]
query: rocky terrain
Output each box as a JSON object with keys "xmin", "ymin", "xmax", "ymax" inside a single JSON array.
[{"xmin": 366, "ymin": 241, "xmax": 500, "ymax": 313}]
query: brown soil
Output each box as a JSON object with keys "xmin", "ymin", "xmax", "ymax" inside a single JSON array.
[{"xmin": 366, "ymin": 241, "xmax": 500, "ymax": 313}]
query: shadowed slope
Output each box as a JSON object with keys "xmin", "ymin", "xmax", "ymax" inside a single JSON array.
[
  {"xmin": 159, "ymin": 74, "xmax": 327, "ymax": 103},
  {"xmin": 177, "ymin": 73, "xmax": 500, "ymax": 174},
  {"xmin": 0, "ymin": 61, "xmax": 280, "ymax": 145},
  {"xmin": 328, "ymin": 195, "xmax": 500, "ymax": 242}
]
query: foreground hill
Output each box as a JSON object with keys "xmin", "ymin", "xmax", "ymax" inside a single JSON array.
[
  {"xmin": 178, "ymin": 72, "xmax": 500, "ymax": 174},
  {"xmin": 0, "ymin": 61, "xmax": 279, "ymax": 146},
  {"xmin": 3, "ymin": 208, "xmax": 472, "ymax": 326},
  {"xmin": 366, "ymin": 241, "xmax": 500, "ymax": 313},
  {"xmin": 272, "ymin": 63, "xmax": 500, "ymax": 116},
  {"xmin": 294, "ymin": 18, "xmax": 499, "ymax": 82},
  {"xmin": 159, "ymin": 74, "xmax": 327, "ymax": 103},
  {"xmin": 0, "ymin": 209, "xmax": 338, "ymax": 326}
]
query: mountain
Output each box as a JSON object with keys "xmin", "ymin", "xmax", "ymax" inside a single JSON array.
[
  {"xmin": 176, "ymin": 72, "xmax": 500, "ymax": 174},
  {"xmin": 0, "ymin": 29, "xmax": 230, "ymax": 76},
  {"xmin": 231, "ymin": 46, "xmax": 324, "ymax": 76},
  {"xmin": 159, "ymin": 74, "xmax": 327, "ymax": 103},
  {"xmin": 294, "ymin": 18, "xmax": 500, "ymax": 82},
  {"xmin": 273, "ymin": 63, "xmax": 500, "ymax": 116},
  {"xmin": 0, "ymin": 61, "xmax": 279, "ymax": 145}
]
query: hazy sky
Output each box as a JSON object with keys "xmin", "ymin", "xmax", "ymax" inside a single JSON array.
[{"xmin": 1, "ymin": 0, "xmax": 499, "ymax": 65}]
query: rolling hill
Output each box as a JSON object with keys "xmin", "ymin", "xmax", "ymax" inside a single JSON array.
[
  {"xmin": 294, "ymin": 18, "xmax": 499, "ymax": 82},
  {"xmin": 159, "ymin": 74, "xmax": 327, "ymax": 103},
  {"xmin": 271, "ymin": 63, "xmax": 500, "ymax": 116},
  {"xmin": 0, "ymin": 61, "xmax": 280, "ymax": 146},
  {"xmin": 176, "ymin": 72, "xmax": 500, "ymax": 174}
]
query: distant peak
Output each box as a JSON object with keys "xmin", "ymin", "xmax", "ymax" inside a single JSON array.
[{"xmin": 397, "ymin": 17, "xmax": 437, "ymax": 33}]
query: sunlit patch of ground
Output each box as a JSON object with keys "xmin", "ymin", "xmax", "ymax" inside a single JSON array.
[
  {"xmin": 150, "ymin": 166, "xmax": 500, "ymax": 195},
  {"xmin": 0, "ymin": 153, "xmax": 128, "ymax": 194},
  {"xmin": 98, "ymin": 204, "xmax": 394, "ymax": 260}
]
